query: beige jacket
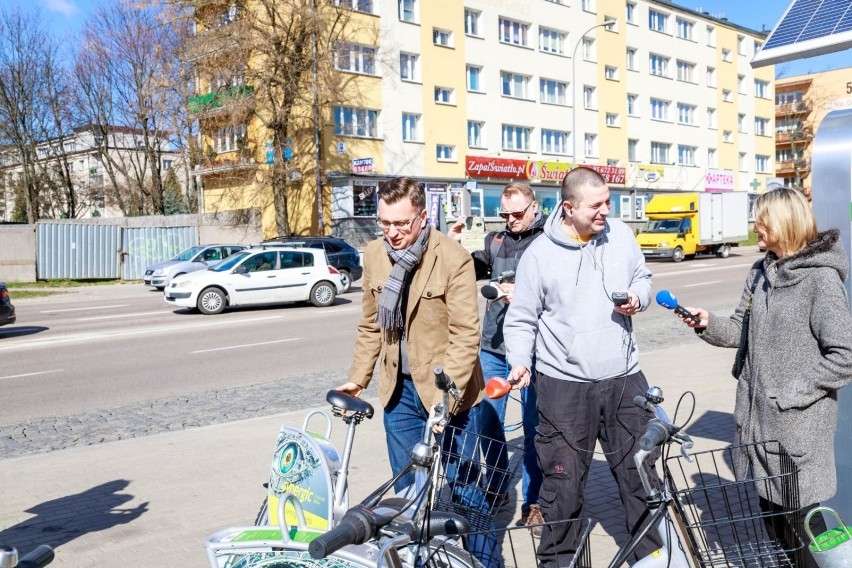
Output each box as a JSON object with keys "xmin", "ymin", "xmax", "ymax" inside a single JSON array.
[{"xmin": 348, "ymin": 229, "xmax": 484, "ymax": 413}]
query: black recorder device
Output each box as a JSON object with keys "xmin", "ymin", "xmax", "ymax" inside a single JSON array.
[{"xmin": 611, "ymin": 292, "xmax": 629, "ymax": 306}]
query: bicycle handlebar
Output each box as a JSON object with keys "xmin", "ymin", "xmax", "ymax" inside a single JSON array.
[
  {"xmin": 308, "ymin": 506, "xmax": 373, "ymax": 559},
  {"xmin": 0, "ymin": 544, "xmax": 54, "ymax": 568}
]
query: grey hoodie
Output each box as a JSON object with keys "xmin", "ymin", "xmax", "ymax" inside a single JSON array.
[{"xmin": 504, "ymin": 206, "xmax": 652, "ymax": 382}]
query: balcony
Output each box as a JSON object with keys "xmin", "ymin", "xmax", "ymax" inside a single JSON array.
[
  {"xmin": 776, "ymin": 159, "xmax": 810, "ymax": 175},
  {"xmin": 775, "ymin": 101, "xmax": 811, "ymax": 116},
  {"xmin": 195, "ymin": 156, "xmax": 257, "ymax": 175},
  {"xmin": 775, "ymin": 127, "xmax": 812, "ymax": 145},
  {"xmin": 188, "ymin": 85, "xmax": 254, "ymax": 114}
]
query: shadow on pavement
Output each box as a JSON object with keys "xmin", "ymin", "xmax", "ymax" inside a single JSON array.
[
  {"xmin": 0, "ymin": 479, "xmax": 148, "ymax": 557},
  {"xmin": 682, "ymin": 410, "xmax": 735, "ymax": 445},
  {"xmin": 0, "ymin": 325, "xmax": 48, "ymax": 338}
]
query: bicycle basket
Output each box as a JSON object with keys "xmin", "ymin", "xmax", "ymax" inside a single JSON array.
[
  {"xmin": 432, "ymin": 425, "xmax": 524, "ymax": 531},
  {"xmin": 665, "ymin": 440, "xmax": 804, "ymax": 567},
  {"xmin": 422, "ymin": 517, "xmax": 594, "ymax": 568}
]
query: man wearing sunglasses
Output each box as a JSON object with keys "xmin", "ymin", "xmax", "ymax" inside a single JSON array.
[{"xmin": 449, "ymin": 182, "xmax": 546, "ymax": 531}]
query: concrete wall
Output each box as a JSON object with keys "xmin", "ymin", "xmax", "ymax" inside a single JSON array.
[{"xmin": 0, "ymin": 224, "xmax": 37, "ymax": 283}]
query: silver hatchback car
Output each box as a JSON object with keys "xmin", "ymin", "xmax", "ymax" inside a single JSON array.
[{"xmin": 143, "ymin": 244, "xmax": 247, "ymax": 290}]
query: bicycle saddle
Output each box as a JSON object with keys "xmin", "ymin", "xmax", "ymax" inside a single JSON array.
[
  {"xmin": 326, "ymin": 390, "xmax": 375, "ymax": 418},
  {"xmin": 425, "ymin": 512, "xmax": 472, "ymax": 537}
]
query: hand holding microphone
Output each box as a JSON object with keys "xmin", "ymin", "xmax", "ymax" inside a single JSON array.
[
  {"xmin": 655, "ymin": 290, "xmax": 705, "ymax": 326},
  {"xmin": 481, "ymin": 281, "xmax": 512, "ymax": 303}
]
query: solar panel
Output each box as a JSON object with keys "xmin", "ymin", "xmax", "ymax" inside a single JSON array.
[{"xmin": 752, "ymin": 0, "xmax": 852, "ymax": 68}]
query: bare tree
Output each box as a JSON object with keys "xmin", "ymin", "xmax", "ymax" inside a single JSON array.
[
  {"xmin": 0, "ymin": 8, "xmax": 67, "ymax": 223},
  {"xmin": 74, "ymin": 0, "xmax": 187, "ymax": 216}
]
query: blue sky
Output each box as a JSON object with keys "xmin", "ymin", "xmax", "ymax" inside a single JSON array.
[{"xmin": 5, "ymin": 0, "xmax": 849, "ymax": 78}]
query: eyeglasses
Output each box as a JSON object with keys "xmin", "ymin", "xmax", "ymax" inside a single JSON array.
[
  {"xmin": 499, "ymin": 202, "xmax": 534, "ymax": 220},
  {"xmin": 377, "ymin": 213, "xmax": 422, "ymax": 231}
]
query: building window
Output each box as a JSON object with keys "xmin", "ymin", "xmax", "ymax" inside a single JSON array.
[
  {"xmin": 706, "ymin": 66, "xmax": 716, "ymax": 87},
  {"xmin": 754, "ymin": 79, "xmax": 770, "ymax": 99},
  {"xmin": 605, "ymin": 66, "xmax": 618, "ymax": 80},
  {"xmin": 649, "ymin": 53, "xmax": 669, "ymax": 77},
  {"xmin": 707, "ymin": 148, "xmax": 717, "ymax": 167},
  {"xmin": 754, "ymin": 117, "xmax": 770, "ymax": 136},
  {"xmin": 722, "ymin": 48, "xmax": 732, "ymax": 62},
  {"xmin": 400, "ymin": 52, "xmax": 419, "ymax": 82},
  {"xmin": 739, "ymin": 152, "xmax": 747, "ymax": 171},
  {"xmin": 499, "ymin": 17, "xmax": 530, "ymax": 47},
  {"xmin": 677, "ymin": 103, "xmax": 695, "ymax": 125},
  {"xmin": 584, "ymin": 133, "xmax": 597, "ymax": 157},
  {"xmin": 215, "ymin": 124, "xmax": 246, "ymax": 153},
  {"xmin": 722, "ymin": 89, "xmax": 732, "ymax": 102},
  {"xmin": 539, "ymin": 27, "xmax": 566, "ymax": 54},
  {"xmin": 737, "ymin": 35, "xmax": 746, "ymax": 55},
  {"xmin": 628, "ymin": 138, "xmax": 638, "ymax": 161},
  {"xmin": 706, "ymin": 25, "xmax": 715, "ymax": 47},
  {"xmin": 467, "ymin": 65, "xmax": 482, "ymax": 92},
  {"xmin": 434, "ymin": 86, "xmax": 454, "ymax": 104},
  {"xmin": 540, "ymin": 78, "xmax": 568, "ymax": 105},
  {"xmin": 738, "ymin": 113, "xmax": 746, "ymax": 133},
  {"xmin": 468, "ymin": 121, "xmax": 484, "ymax": 147},
  {"xmin": 626, "ymin": 47, "xmax": 637, "ymax": 70},
  {"xmin": 626, "ymin": 1, "xmax": 636, "ymax": 23},
  {"xmin": 606, "ymin": 113, "xmax": 620, "ymax": 127},
  {"xmin": 334, "ymin": 43, "xmax": 377, "ymax": 75},
  {"xmin": 676, "ymin": 17, "xmax": 694, "ymax": 40},
  {"xmin": 541, "ymin": 129, "xmax": 569, "ymax": 155},
  {"xmin": 676, "ymin": 60, "xmax": 695, "ymax": 82},
  {"xmin": 650, "ymin": 98, "xmax": 669, "ymax": 121},
  {"xmin": 502, "ymin": 124, "xmax": 532, "ymax": 151},
  {"xmin": 738, "ymin": 74, "xmax": 746, "ymax": 94},
  {"xmin": 336, "ymin": 0, "xmax": 373, "ymax": 14},
  {"xmin": 399, "ymin": 0, "xmax": 417, "ymax": 22},
  {"xmin": 582, "ymin": 0, "xmax": 595, "ymax": 12},
  {"xmin": 755, "ymin": 154, "xmax": 770, "ymax": 173},
  {"xmin": 436, "ymin": 144, "xmax": 456, "ymax": 161},
  {"xmin": 582, "ymin": 37, "xmax": 595, "ymax": 61},
  {"xmin": 707, "ymin": 107, "xmax": 716, "ymax": 129},
  {"xmin": 433, "ymin": 28, "xmax": 453, "ymax": 47},
  {"xmin": 651, "ymin": 141, "xmax": 670, "ymax": 164},
  {"xmin": 776, "ymin": 90, "xmax": 804, "ymax": 105},
  {"xmin": 583, "ymin": 85, "xmax": 596, "ymax": 109},
  {"xmin": 464, "ymin": 8, "xmax": 481, "ymax": 36},
  {"xmin": 402, "ymin": 113, "xmax": 421, "ymax": 142},
  {"xmin": 723, "ymin": 130, "xmax": 733, "ymax": 143},
  {"xmin": 334, "ymin": 107, "xmax": 378, "ymax": 138},
  {"xmin": 678, "ymin": 145, "xmax": 696, "ymax": 166},
  {"xmin": 627, "ymin": 93, "xmax": 638, "ymax": 116},
  {"xmin": 649, "ymin": 9, "xmax": 668, "ymax": 33},
  {"xmin": 501, "ymin": 72, "xmax": 531, "ymax": 99}
]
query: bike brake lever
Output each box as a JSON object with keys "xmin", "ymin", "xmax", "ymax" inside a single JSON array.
[
  {"xmin": 447, "ymin": 387, "xmax": 462, "ymax": 402},
  {"xmin": 674, "ymin": 432, "xmax": 695, "ymax": 463}
]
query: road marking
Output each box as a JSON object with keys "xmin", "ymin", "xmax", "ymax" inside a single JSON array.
[
  {"xmin": 0, "ymin": 369, "xmax": 64, "ymax": 381},
  {"xmin": 78, "ymin": 311, "xmax": 168, "ymax": 321},
  {"xmin": 42, "ymin": 305, "xmax": 127, "ymax": 313},
  {"xmin": 684, "ymin": 281, "xmax": 722, "ymax": 288},
  {"xmin": 191, "ymin": 338, "xmax": 300, "ymax": 354},
  {"xmin": 654, "ymin": 262, "xmax": 754, "ymax": 278}
]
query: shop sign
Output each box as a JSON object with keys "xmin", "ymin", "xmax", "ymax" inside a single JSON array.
[
  {"xmin": 705, "ymin": 168, "xmax": 734, "ymax": 192},
  {"xmin": 352, "ymin": 157, "xmax": 374, "ymax": 173},
  {"xmin": 639, "ymin": 164, "xmax": 665, "ymax": 182},
  {"xmin": 465, "ymin": 155, "xmax": 625, "ymax": 185}
]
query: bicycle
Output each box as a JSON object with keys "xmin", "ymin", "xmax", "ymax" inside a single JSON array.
[
  {"xmin": 0, "ymin": 544, "xmax": 54, "ymax": 568},
  {"xmin": 253, "ymin": 388, "xmax": 376, "ymax": 530},
  {"xmin": 205, "ymin": 367, "xmax": 523, "ymax": 568}
]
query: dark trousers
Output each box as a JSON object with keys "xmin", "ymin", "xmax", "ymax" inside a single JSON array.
[
  {"xmin": 535, "ymin": 370, "xmax": 663, "ymax": 565},
  {"xmin": 761, "ymin": 498, "xmax": 825, "ymax": 568}
]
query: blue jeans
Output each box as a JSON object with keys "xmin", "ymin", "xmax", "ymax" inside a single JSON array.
[
  {"xmin": 383, "ymin": 377, "xmax": 501, "ymax": 568},
  {"xmin": 479, "ymin": 349, "xmax": 543, "ymax": 512}
]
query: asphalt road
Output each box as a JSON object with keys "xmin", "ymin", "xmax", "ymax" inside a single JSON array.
[{"xmin": 0, "ymin": 246, "xmax": 762, "ymax": 458}]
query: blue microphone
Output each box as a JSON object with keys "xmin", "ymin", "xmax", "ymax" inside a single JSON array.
[{"xmin": 655, "ymin": 290, "xmax": 701, "ymax": 324}]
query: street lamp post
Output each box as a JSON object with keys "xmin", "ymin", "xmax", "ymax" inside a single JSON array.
[{"xmin": 572, "ymin": 20, "xmax": 616, "ymax": 166}]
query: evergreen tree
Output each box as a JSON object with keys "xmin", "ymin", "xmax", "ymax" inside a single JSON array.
[{"xmin": 162, "ymin": 168, "xmax": 189, "ymax": 215}]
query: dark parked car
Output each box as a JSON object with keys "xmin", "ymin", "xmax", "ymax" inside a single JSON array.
[
  {"xmin": 0, "ymin": 283, "xmax": 16, "ymax": 327},
  {"xmin": 262, "ymin": 236, "xmax": 362, "ymax": 293}
]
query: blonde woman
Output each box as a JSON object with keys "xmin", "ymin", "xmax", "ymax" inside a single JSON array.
[{"xmin": 679, "ymin": 187, "xmax": 852, "ymax": 567}]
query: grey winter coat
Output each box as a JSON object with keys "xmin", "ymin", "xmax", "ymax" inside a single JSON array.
[{"xmin": 698, "ymin": 229, "xmax": 852, "ymax": 506}]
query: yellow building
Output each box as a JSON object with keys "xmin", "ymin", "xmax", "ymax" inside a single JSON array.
[{"xmin": 189, "ymin": 0, "xmax": 774, "ymax": 244}]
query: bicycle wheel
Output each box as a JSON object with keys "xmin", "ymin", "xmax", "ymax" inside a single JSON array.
[
  {"xmin": 420, "ymin": 540, "xmax": 486, "ymax": 568},
  {"xmin": 254, "ymin": 497, "xmax": 268, "ymax": 525}
]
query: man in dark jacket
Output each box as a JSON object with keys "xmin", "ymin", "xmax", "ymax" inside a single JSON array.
[{"xmin": 450, "ymin": 182, "xmax": 545, "ymax": 529}]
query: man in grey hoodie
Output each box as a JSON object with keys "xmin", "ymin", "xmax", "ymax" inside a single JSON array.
[{"xmin": 504, "ymin": 167, "xmax": 661, "ymax": 563}]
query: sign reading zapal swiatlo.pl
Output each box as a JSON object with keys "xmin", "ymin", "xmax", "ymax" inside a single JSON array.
[{"xmin": 465, "ymin": 155, "xmax": 625, "ymax": 185}]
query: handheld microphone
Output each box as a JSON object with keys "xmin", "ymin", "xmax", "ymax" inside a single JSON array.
[
  {"xmin": 655, "ymin": 290, "xmax": 701, "ymax": 324},
  {"xmin": 485, "ymin": 376, "xmax": 520, "ymax": 399},
  {"xmin": 481, "ymin": 283, "xmax": 507, "ymax": 301}
]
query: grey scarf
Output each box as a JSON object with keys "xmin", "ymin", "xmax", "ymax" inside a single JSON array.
[{"xmin": 377, "ymin": 224, "xmax": 431, "ymax": 331}]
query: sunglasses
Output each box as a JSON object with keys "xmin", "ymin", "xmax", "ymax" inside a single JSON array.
[{"xmin": 499, "ymin": 201, "xmax": 534, "ymax": 220}]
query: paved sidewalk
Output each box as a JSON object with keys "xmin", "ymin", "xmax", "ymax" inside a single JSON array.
[{"xmin": 0, "ymin": 341, "xmax": 738, "ymax": 567}]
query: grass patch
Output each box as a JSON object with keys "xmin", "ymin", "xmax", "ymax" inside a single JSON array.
[
  {"xmin": 6, "ymin": 279, "xmax": 120, "ymax": 289},
  {"xmin": 9, "ymin": 290, "xmax": 66, "ymax": 299},
  {"xmin": 738, "ymin": 232, "xmax": 758, "ymax": 246}
]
